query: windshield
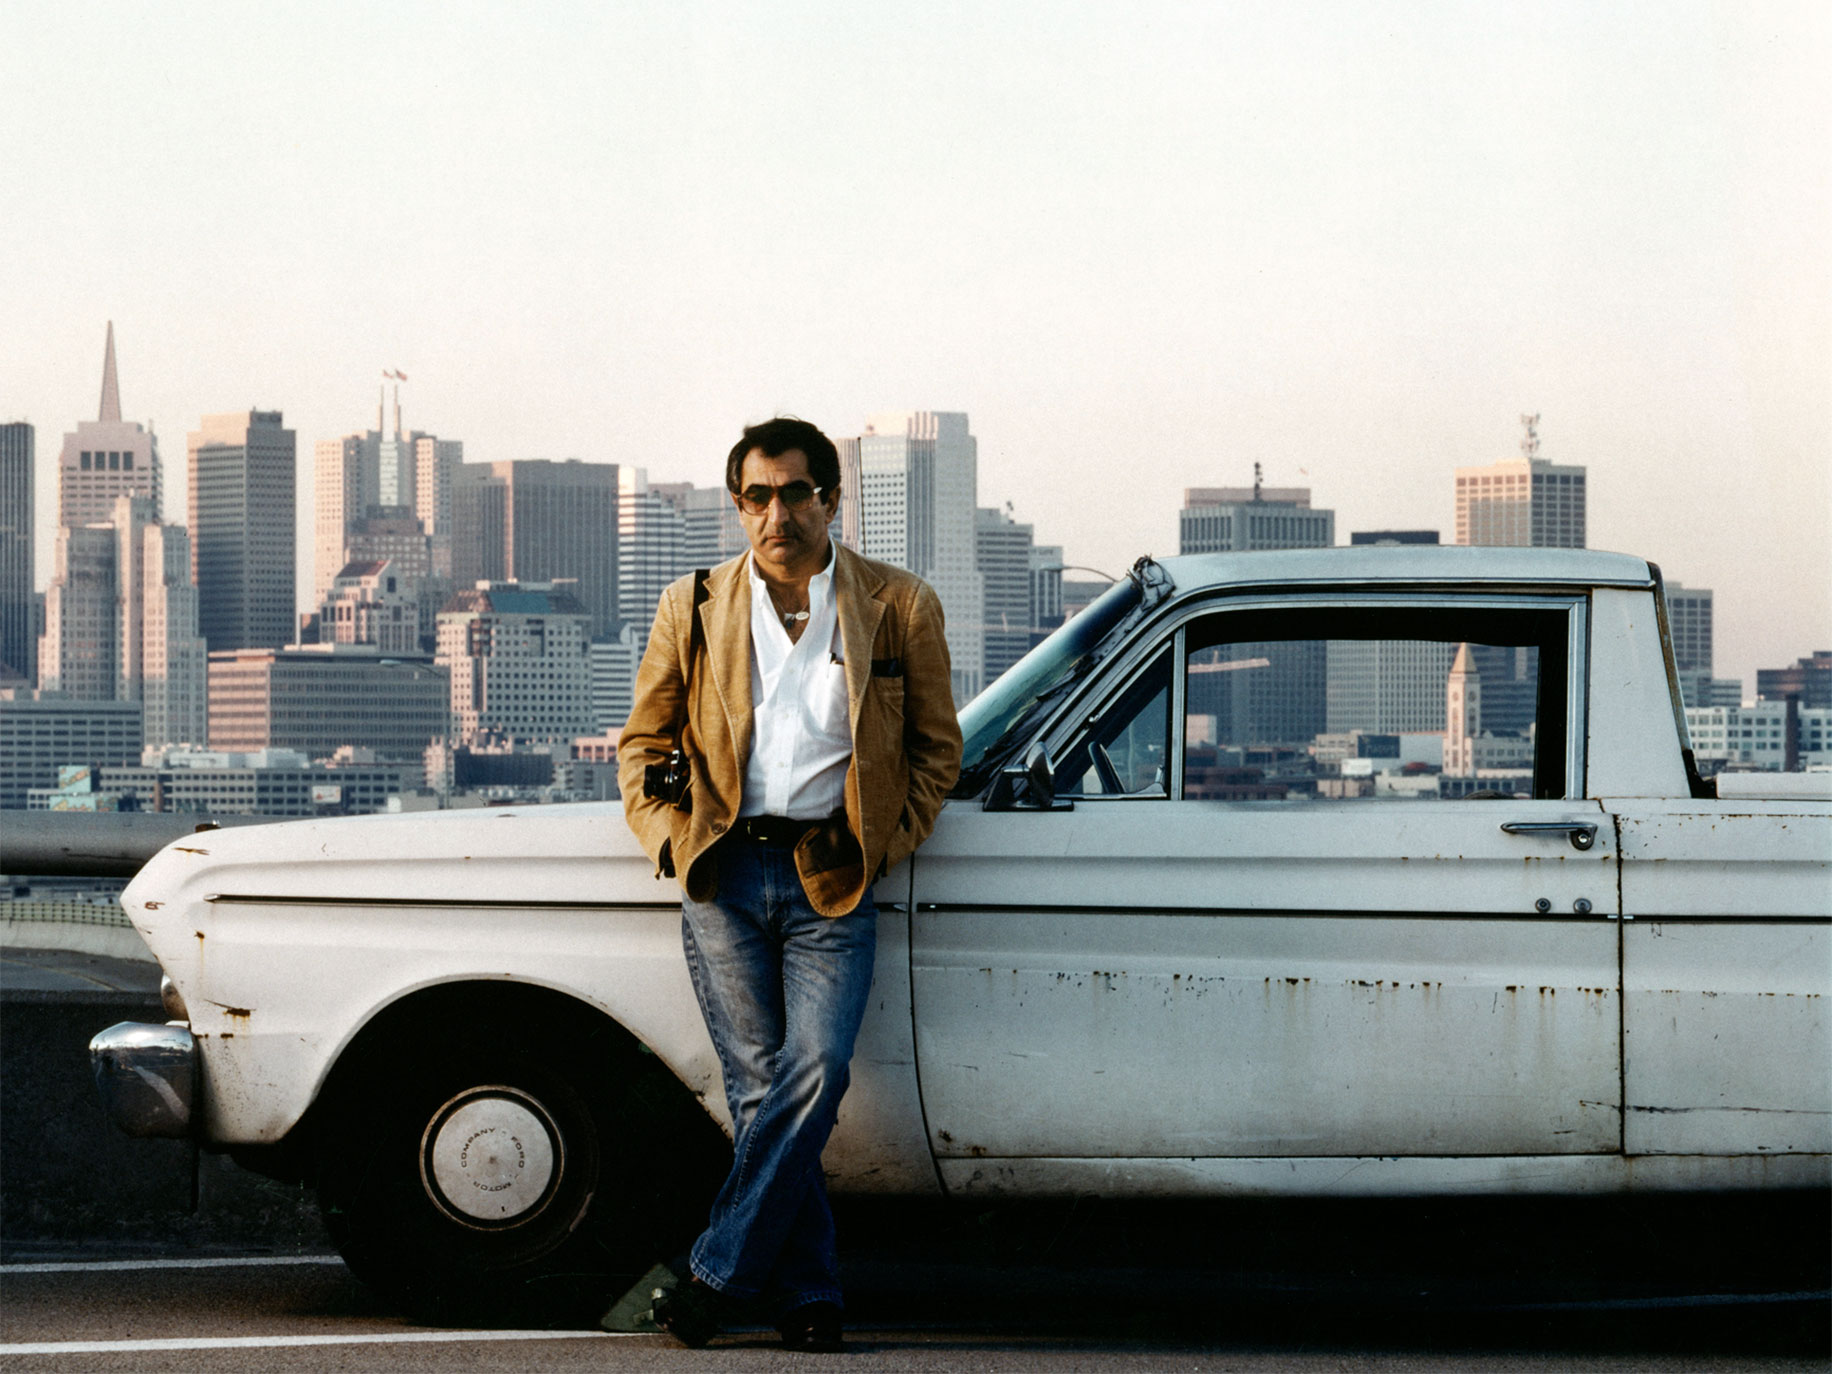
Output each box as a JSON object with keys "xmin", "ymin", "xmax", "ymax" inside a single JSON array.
[{"xmin": 953, "ymin": 576, "xmax": 1144, "ymax": 796}]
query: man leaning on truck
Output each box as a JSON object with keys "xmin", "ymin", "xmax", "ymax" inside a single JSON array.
[{"xmin": 618, "ymin": 416, "xmax": 962, "ymax": 1351}]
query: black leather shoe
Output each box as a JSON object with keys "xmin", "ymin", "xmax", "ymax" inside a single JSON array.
[
  {"xmin": 778, "ymin": 1300, "xmax": 845, "ymax": 1352},
  {"xmin": 648, "ymin": 1277, "xmax": 735, "ymax": 1348}
]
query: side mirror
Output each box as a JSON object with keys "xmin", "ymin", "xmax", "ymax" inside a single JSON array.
[
  {"xmin": 1022, "ymin": 742, "xmax": 1056, "ymax": 810},
  {"xmin": 984, "ymin": 742, "xmax": 1070, "ymax": 811}
]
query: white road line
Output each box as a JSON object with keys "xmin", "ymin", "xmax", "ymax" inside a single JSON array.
[
  {"xmin": 2, "ymin": 1256, "xmax": 346, "ymax": 1275},
  {"xmin": 0, "ymin": 1331, "xmax": 629, "ymax": 1356}
]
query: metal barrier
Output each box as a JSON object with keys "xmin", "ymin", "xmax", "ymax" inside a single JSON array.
[{"xmin": 1, "ymin": 812, "xmax": 279, "ymax": 879}]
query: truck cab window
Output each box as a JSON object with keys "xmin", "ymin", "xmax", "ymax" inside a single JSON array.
[{"xmin": 1181, "ymin": 604, "xmax": 1572, "ymax": 801}]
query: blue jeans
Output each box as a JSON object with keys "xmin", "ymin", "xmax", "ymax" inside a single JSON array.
[{"xmin": 680, "ymin": 837, "xmax": 877, "ymax": 1314}]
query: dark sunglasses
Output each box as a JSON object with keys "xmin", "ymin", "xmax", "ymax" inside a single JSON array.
[{"xmin": 733, "ymin": 482, "xmax": 825, "ymax": 516}]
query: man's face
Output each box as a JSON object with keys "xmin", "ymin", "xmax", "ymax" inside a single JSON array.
[{"xmin": 734, "ymin": 447, "xmax": 839, "ymax": 581}]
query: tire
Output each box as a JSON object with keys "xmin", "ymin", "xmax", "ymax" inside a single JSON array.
[{"xmin": 314, "ymin": 1007, "xmax": 711, "ymax": 1323}]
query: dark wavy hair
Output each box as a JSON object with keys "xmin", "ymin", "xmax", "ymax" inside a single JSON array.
[{"xmin": 725, "ymin": 417, "xmax": 841, "ymax": 496}]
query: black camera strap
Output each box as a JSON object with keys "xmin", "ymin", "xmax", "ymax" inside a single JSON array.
[{"xmin": 671, "ymin": 567, "xmax": 711, "ymax": 758}]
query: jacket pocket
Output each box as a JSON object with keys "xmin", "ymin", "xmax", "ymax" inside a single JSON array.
[{"xmin": 869, "ymin": 674, "xmax": 905, "ymax": 715}]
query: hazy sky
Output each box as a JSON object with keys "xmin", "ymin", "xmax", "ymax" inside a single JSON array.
[{"xmin": 5, "ymin": 0, "xmax": 1826, "ymax": 689}]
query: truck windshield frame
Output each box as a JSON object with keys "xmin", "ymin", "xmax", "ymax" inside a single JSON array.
[{"xmin": 953, "ymin": 576, "xmax": 1144, "ymax": 796}]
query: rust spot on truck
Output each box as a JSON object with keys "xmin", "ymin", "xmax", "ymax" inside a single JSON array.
[
  {"xmin": 172, "ymin": 846, "xmax": 210, "ymax": 855},
  {"xmin": 143, "ymin": 901, "xmax": 162, "ymax": 910}
]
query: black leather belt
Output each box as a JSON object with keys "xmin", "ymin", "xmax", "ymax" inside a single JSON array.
[{"xmin": 736, "ymin": 815, "xmax": 823, "ymax": 847}]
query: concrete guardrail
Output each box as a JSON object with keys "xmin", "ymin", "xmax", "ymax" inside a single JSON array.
[{"xmin": 1, "ymin": 811, "xmax": 280, "ymax": 879}]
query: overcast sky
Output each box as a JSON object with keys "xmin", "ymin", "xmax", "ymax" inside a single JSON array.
[{"xmin": 5, "ymin": 0, "xmax": 1826, "ymax": 689}]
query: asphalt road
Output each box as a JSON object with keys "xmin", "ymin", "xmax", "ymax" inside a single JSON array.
[{"xmin": 3, "ymin": 1195, "xmax": 1827, "ymax": 1372}]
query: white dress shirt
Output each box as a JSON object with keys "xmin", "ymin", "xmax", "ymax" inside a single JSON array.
[{"xmin": 740, "ymin": 548, "xmax": 852, "ymax": 820}]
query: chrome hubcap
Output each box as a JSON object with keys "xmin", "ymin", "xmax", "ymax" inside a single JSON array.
[{"xmin": 420, "ymin": 1087, "xmax": 560, "ymax": 1227}]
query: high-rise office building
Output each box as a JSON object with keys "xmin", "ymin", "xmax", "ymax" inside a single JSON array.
[
  {"xmin": 1663, "ymin": 581, "xmax": 1740, "ymax": 708},
  {"xmin": 415, "ymin": 433, "xmax": 463, "ymax": 540},
  {"xmin": 436, "ymin": 582, "xmax": 593, "ymax": 744},
  {"xmin": 1454, "ymin": 456, "xmax": 1587, "ymax": 546},
  {"xmin": 1179, "ymin": 485, "xmax": 1336, "ymax": 553},
  {"xmin": 38, "ymin": 496, "xmax": 206, "ymax": 749},
  {"xmin": 1327, "ymin": 638, "xmax": 1454, "ymax": 735},
  {"xmin": 618, "ymin": 468, "xmax": 686, "ymax": 635},
  {"xmin": 1453, "ymin": 415, "xmax": 1586, "ymax": 549},
  {"xmin": 0, "ymin": 422, "xmax": 34, "ymax": 682},
  {"xmin": 660, "ymin": 483, "xmax": 748, "ymax": 571},
  {"xmin": 451, "ymin": 463, "xmax": 508, "ymax": 589},
  {"xmin": 119, "ymin": 502, "xmax": 208, "ymax": 750},
  {"xmin": 450, "ymin": 461, "xmax": 620, "ymax": 639},
  {"xmin": 1180, "ymin": 482, "xmax": 1334, "ymax": 746},
  {"xmin": 858, "ymin": 411, "xmax": 984, "ymax": 702},
  {"xmin": 317, "ymin": 559, "xmax": 422, "ymax": 655},
  {"xmin": 1450, "ymin": 417, "xmax": 1581, "ymax": 729},
  {"xmin": 1028, "ymin": 544, "xmax": 1064, "ymax": 642},
  {"xmin": 836, "ymin": 436, "xmax": 864, "ymax": 550},
  {"xmin": 589, "ymin": 628, "xmax": 644, "ymax": 733},
  {"xmin": 187, "ymin": 410, "xmax": 296, "ymax": 651},
  {"xmin": 39, "ymin": 526, "xmax": 118, "ymax": 700},
  {"xmin": 208, "ymin": 645, "xmax": 447, "ymax": 758},
  {"xmin": 312, "ymin": 386, "xmax": 460, "ymax": 604},
  {"xmin": 57, "ymin": 324, "xmax": 163, "ymax": 528},
  {"xmin": 1334, "ymin": 539, "xmax": 1453, "ymax": 735},
  {"xmin": 342, "ymin": 510, "xmax": 450, "ymax": 649},
  {"xmin": 314, "ymin": 432, "xmax": 374, "ymax": 604},
  {"xmin": 1758, "ymin": 651, "xmax": 1832, "ymax": 710},
  {"xmin": 1664, "ymin": 582, "xmax": 1713, "ymax": 674},
  {"xmin": 976, "ymin": 506, "xmax": 1034, "ymax": 687}
]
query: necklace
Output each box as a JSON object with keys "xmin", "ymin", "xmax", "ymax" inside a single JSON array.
[{"xmin": 782, "ymin": 609, "xmax": 809, "ymax": 625}]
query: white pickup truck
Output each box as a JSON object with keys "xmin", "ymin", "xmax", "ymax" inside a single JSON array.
[{"xmin": 93, "ymin": 546, "xmax": 1829, "ymax": 1314}]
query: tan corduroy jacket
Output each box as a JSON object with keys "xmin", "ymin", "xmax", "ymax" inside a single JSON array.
[{"xmin": 619, "ymin": 543, "xmax": 962, "ymax": 917}]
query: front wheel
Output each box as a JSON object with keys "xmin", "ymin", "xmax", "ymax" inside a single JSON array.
[{"xmin": 314, "ymin": 1007, "xmax": 708, "ymax": 1322}]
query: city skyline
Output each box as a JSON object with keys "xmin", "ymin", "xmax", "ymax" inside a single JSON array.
[
  {"xmin": 5, "ymin": 2, "xmax": 1826, "ymax": 691},
  {"xmin": 11, "ymin": 346, "xmax": 1824, "ymax": 695}
]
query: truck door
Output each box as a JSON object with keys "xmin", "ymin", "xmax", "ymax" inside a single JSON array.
[{"xmin": 910, "ymin": 595, "xmax": 1624, "ymax": 1178}]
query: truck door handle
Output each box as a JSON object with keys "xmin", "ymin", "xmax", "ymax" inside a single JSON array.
[{"xmin": 1500, "ymin": 821, "xmax": 1598, "ymax": 851}]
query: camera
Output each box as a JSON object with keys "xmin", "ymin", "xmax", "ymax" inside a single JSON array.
[{"xmin": 643, "ymin": 748, "xmax": 693, "ymax": 811}]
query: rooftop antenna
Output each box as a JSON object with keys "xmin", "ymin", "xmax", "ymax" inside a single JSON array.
[
  {"xmin": 1253, "ymin": 460, "xmax": 1263, "ymax": 503},
  {"xmin": 1520, "ymin": 412, "xmax": 1541, "ymax": 460}
]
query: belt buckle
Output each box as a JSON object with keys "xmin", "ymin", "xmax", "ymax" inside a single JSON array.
[{"xmin": 746, "ymin": 816, "xmax": 792, "ymax": 846}]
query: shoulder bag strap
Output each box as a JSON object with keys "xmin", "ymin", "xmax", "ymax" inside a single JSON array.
[{"xmin": 672, "ymin": 569, "xmax": 711, "ymax": 753}]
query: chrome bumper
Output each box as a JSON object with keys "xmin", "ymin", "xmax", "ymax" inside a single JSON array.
[{"xmin": 90, "ymin": 1021, "xmax": 198, "ymax": 1138}]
